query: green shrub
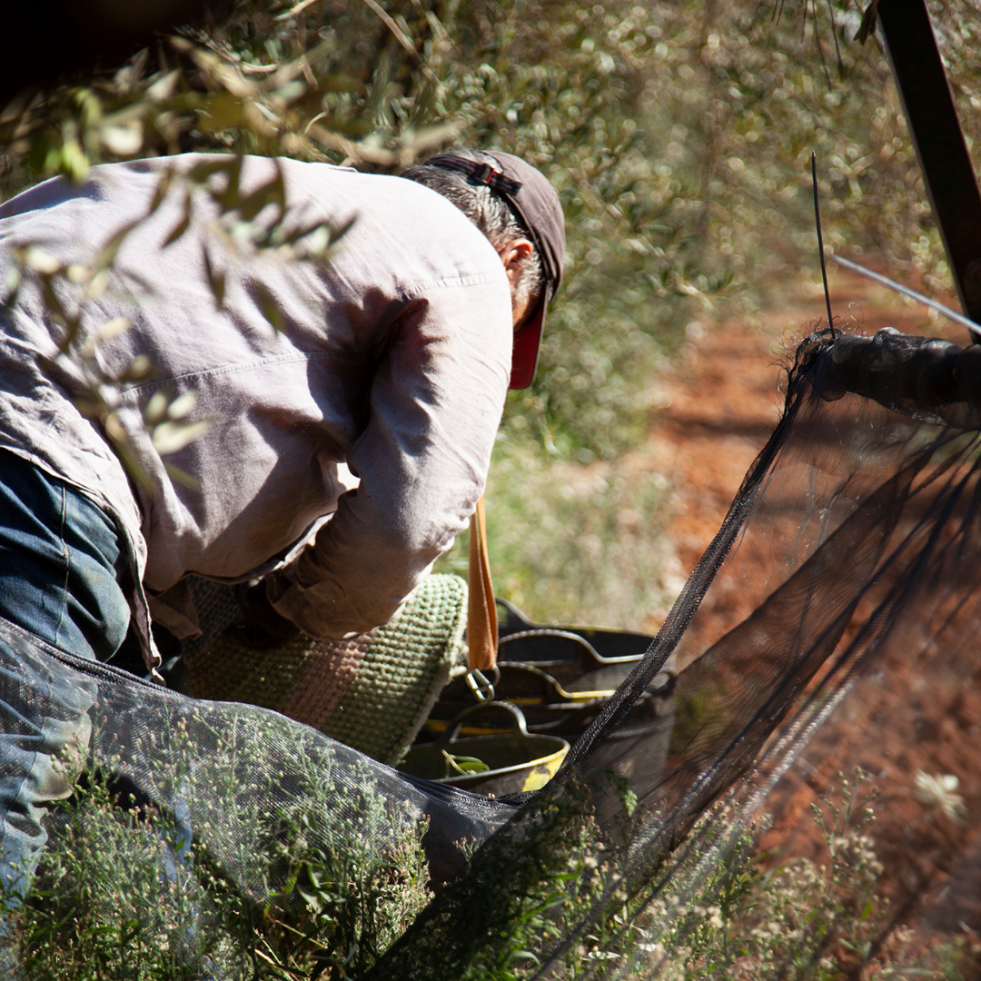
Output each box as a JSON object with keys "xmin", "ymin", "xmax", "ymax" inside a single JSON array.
[{"xmin": 4, "ymin": 722, "xmax": 434, "ymax": 980}]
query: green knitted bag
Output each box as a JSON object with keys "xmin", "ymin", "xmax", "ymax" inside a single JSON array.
[{"xmin": 181, "ymin": 574, "xmax": 468, "ymax": 766}]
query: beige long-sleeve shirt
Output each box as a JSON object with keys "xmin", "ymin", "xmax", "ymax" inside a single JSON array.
[{"xmin": 0, "ymin": 154, "xmax": 512, "ymax": 669}]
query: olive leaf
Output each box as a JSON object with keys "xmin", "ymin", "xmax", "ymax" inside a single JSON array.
[
  {"xmin": 441, "ymin": 750, "xmax": 490, "ymax": 777},
  {"xmin": 202, "ymin": 243, "xmax": 226, "ymax": 309},
  {"xmin": 162, "ymin": 190, "xmax": 193, "ymax": 247},
  {"xmin": 252, "ymin": 279, "xmax": 285, "ymax": 333},
  {"xmin": 78, "ymin": 316, "xmax": 130, "ymax": 358},
  {"xmin": 151, "ymin": 418, "xmax": 212, "ymax": 455},
  {"xmin": 856, "ymin": 0, "xmax": 879, "ymax": 45}
]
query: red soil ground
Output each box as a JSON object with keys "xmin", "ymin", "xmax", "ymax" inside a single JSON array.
[{"xmin": 653, "ymin": 262, "xmax": 981, "ymax": 970}]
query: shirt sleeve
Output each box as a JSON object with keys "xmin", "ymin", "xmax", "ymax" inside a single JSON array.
[{"xmin": 267, "ymin": 278, "xmax": 512, "ymax": 639}]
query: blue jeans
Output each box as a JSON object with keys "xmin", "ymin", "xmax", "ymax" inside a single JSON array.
[
  {"xmin": 0, "ymin": 450, "xmax": 130, "ymax": 662},
  {"xmin": 0, "ymin": 450, "xmax": 131, "ymax": 902}
]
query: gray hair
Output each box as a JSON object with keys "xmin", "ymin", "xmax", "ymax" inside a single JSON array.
[{"xmin": 401, "ymin": 149, "xmax": 544, "ymax": 309}]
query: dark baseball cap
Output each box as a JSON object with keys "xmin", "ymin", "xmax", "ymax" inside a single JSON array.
[{"xmin": 423, "ymin": 150, "xmax": 566, "ymax": 389}]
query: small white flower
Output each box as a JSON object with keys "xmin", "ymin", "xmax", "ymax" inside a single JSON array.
[
  {"xmin": 585, "ymin": 950, "xmax": 620, "ymax": 962},
  {"xmin": 637, "ymin": 943, "xmax": 665, "ymax": 954},
  {"xmin": 913, "ymin": 770, "xmax": 966, "ymax": 822}
]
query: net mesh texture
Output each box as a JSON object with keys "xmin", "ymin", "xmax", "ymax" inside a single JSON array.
[{"xmin": 2, "ymin": 325, "xmax": 980, "ymax": 978}]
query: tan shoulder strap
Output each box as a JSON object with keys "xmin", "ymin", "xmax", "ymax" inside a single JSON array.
[{"xmin": 467, "ymin": 495, "xmax": 498, "ymax": 672}]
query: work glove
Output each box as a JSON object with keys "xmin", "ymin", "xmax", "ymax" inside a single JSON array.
[{"xmin": 231, "ymin": 579, "xmax": 301, "ymax": 649}]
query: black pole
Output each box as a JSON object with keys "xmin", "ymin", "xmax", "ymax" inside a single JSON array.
[
  {"xmin": 877, "ymin": 0, "xmax": 981, "ymax": 325},
  {"xmin": 812, "ymin": 152, "xmax": 836, "ymax": 335}
]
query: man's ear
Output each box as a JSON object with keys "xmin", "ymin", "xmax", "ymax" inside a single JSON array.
[{"xmin": 497, "ymin": 238, "xmax": 533, "ymax": 288}]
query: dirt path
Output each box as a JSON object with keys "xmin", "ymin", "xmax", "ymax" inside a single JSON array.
[
  {"xmin": 653, "ymin": 263, "xmax": 981, "ymax": 962},
  {"xmin": 655, "ymin": 264, "xmax": 954, "ymax": 571}
]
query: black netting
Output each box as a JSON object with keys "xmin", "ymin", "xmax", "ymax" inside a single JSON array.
[{"xmin": 3, "ymin": 326, "xmax": 980, "ymax": 978}]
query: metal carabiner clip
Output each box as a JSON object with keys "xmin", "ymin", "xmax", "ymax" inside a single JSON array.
[{"xmin": 464, "ymin": 666, "xmax": 500, "ymax": 703}]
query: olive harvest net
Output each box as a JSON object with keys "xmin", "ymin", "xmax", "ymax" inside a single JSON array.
[{"xmin": 2, "ymin": 325, "xmax": 980, "ymax": 977}]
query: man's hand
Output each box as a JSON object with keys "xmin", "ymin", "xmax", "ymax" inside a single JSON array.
[{"xmin": 231, "ymin": 579, "xmax": 301, "ymax": 649}]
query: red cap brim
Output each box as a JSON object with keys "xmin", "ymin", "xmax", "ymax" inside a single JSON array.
[{"xmin": 509, "ymin": 298, "xmax": 547, "ymax": 390}]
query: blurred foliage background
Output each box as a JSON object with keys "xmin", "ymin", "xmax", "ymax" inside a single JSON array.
[{"xmin": 2, "ymin": 0, "xmax": 978, "ymax": 628}]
